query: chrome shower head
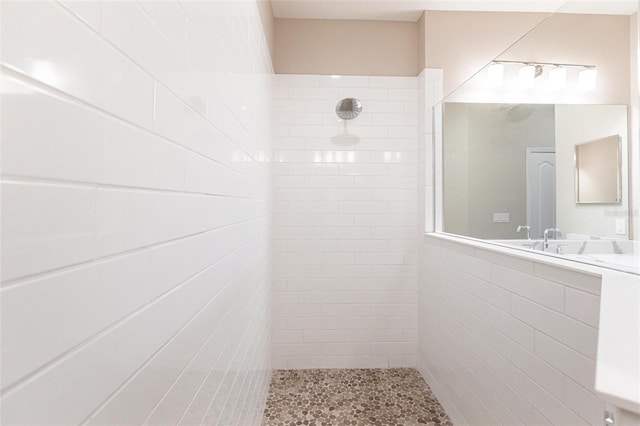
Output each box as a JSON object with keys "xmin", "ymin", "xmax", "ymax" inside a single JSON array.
[{"xmin": 335, "ymin": 98, "xmax": 362, "ymax": 120}]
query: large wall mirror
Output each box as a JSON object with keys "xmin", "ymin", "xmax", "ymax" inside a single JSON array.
[
  {"xmin": 434, "ymin": 0, "xmax": 639, "ymax": 275},
  {"xmin": 443, "ymin": 103, "xmax": 628, "ymax": 240}
]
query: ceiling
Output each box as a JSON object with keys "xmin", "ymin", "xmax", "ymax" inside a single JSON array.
[{"xmin": 270, "ymin": 0, "xmax": 639, "ymax": 22}]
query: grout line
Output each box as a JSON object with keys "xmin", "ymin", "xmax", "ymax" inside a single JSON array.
[
  {"xmin": 177, "ymin": 286, "xmax": 267, "ymax": 425},
  {"xmin": 139, "ymin": 268, "xmax": 265, "ymax": 425},
  {"xmin": 0, "ymin": 175, "xmax": 265, "ymax": 199},
  {"xmin": 213, "ymin": 312, "xmax": 269, "ymax": 424},
  {"xmin": 0, "ymin": 66, "xmax": 267, "ymax": 187},
  {"xmin": 0, "ymin": 236, "xmax": 263, "ymax": 398},
  {"xmin": 53, "ymin": 0, "xmax": 267, "ymax": 164},
  {"xmin": 54, "ymin": 0, "xmax": 102, "ymax": 36},
  {"xmin": 79, "ymin": 259, "xmax": 267, "ymax": 425},
  {"xmin": 0, "ymin": 217, "xmax": 267, "ymax": 290}
]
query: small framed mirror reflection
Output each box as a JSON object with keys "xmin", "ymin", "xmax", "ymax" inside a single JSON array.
[{"xmin": 574, "ymin": 135, "xmax": 621, "ymax": 204}]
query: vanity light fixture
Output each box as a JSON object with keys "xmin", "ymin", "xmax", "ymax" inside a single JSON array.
[
  {"xmin": 487, "ymin": 62, "xmax": 504, "ymax": 87},
  {"xmin": 548, "ymin": 65, "xmax": 567, "ymax": 89},
  {"xmin": 485, "ymin": 60, "xmax": 596, "ymax": 91},
  {"xmin": 577, "ymin": 67, "xmax": 598, "ymax": 91}
]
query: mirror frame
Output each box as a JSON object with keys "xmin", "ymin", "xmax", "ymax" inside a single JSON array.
[{"xmin": 574, "ymin": 135, "xmax": 622, "ymax": 204}]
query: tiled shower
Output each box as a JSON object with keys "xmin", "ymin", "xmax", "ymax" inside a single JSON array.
[
  {"xmin": 272, "ymin": 74, "xmax": 420, "ymax": 370},
  {"xmin": 1, "ymin": 1, "xmax": 637, "ymax": 425}
]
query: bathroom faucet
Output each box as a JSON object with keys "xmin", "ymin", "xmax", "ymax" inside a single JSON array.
[
  {"xmin": 516, "ymin": 225, "xmax": 531, "ymax": 240},
  {"xmin": 543, "ymin": 228, "xmax": 562, "ymax": 250}
]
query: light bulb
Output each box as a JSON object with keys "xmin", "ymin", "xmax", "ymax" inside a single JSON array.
[
  {"xmin": 577, "ymin": 67, "xmax": 597, "ymax": 91},
  {"xmin": 548, "ymin": 66, "xmax": 567, "ymax": 89},
  {"xmin": 487, "ymin": 62, "xmax": 504, "ymax": 87},
  {"xmin": 517, "ymin": 64, "xmax": 536, "ymax": 88}
]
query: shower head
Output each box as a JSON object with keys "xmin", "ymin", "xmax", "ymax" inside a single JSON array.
[{"xmin": 335, "ymin": 98, "xmax": 362, "ymax": 120}]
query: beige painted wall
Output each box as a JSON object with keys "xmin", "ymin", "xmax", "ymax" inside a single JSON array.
[
  {"xmin": 417, "ymin": 12, "xmax": 426, "ymax": 74},
  {"xmin": 498, "ymin": 13, "xmax": 630, "ymax": 106},
  {"xmin": 273, "ymin": 10, "xmax": 631, "ymax": 101},
  {"xmin": 424, "ymin": 11, "xmax": 549, "ymax": 98},
  {"xmin": 425, "ymin": 11, "xmax": 630, "ymax": 106},
  {"xmin": 273, "ymin": 18, "xmax": 418, "ymax": 76},
  {"xmin": 257, "ymin": 0, "xmax": 275, "ymax": 61}
]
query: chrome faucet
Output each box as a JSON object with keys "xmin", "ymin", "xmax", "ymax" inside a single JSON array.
[
  {"xmin": 543, "ymin": 228, "xmax": 562, "ymax": 250},
  {"xmin": 516, "ymin": 225, "xmax": 531, "ymax": 240}
]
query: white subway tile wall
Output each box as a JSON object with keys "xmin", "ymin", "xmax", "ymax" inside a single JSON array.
[
  {"xmin": 272, "ymin": 74, "xmax": 419, "ymax": 369},
  {"xmin": 418, "ymin": 235, "xmax": 608, "ymax": 426},
  {"xmin": 0, "ymin": 1, "xmax": 272, "ymax": 425}
]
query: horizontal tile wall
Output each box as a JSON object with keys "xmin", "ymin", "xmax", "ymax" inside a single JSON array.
[
  {"xmin": 1, "ymin": 1, "xmax": 272, "ymax": 425},
  {"xmin": 418, "ymin": 235, "xmax": 607, "ymax": 426},
  {"xmin": 272, "ymin": 74, "xmax": 419, "ymax": 369}
]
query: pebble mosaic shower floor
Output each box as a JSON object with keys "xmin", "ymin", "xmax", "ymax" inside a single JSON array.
[{"xmin": 261, "ymin": 368, "xmax": 452, "ymax": 426}]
